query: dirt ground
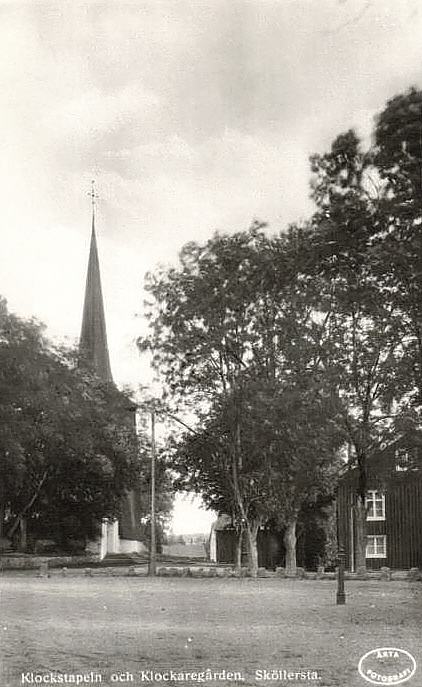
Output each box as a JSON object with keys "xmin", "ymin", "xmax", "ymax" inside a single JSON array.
[{"xmin": 1, "ymin": 572, "xmax": 420, "ymax": 687}]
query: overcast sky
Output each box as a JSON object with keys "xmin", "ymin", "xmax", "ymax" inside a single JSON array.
[{"xmin": 1, "ymin": 0, "xmax": 421, "ymax": 391}]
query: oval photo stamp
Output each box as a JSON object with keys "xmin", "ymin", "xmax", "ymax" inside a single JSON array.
[{"xmin": 358, "ymin": 647, "xmax": 416, "ymax": 685}]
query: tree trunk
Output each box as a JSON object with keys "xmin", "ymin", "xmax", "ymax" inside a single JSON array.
[
  {"xmin": 0, "ymin": 482, "xmax": 4, "ymax": 540},
  {"xmin": 0, "ymin": 503, "xmax": 4, "ymax": 540},
  {"xmin": 0, "ymin": 501, "xmax": 6, "ymax": 540},
  {"xmin": 18, "ymin": 517, "xmax": 27, "ymax": 552},
  {"xmin": 245, "ymin": 521, "xmax": 260, "ymax": 577},
  {"xmin": 353, "ymin": 497, "xmax": 367, "ymax": 571},
  {"xmin": 7, "ymin": 471, "xmax": 48, "ymax": 540},
  {"xmin": 284, "ymin": 513, "xmax": 298, "ymax": 575}
]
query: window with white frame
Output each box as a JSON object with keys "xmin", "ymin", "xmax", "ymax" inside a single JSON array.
[
  {"xmin": 366, "ymin": 490, "xmax": 385, "ymax": 520},
  {"xmin": 366, "ymin": 535, "xmax": 387, "ymax": 558}
]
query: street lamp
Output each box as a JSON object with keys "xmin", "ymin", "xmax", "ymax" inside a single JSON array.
[{"xmin": 336, "ymin": 545, "xmax": 346, "ymax": 605}]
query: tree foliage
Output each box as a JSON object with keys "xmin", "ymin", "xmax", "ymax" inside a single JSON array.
[
  {"xmin": 174, "ymin": 376, "xmax": 342, "ymax": 519},
  {"xmin": 308, "ymin": 129, "xmax": 407, "ymax": 487},
  {"xmin": 140, "ymin": 228, "xmax": 343, "ymax": 574},
  {"xmin": 305, "ymin": 88, "xmax": 422, "ymax": 567},
  {"xmin": 375, "ymin": 87, "xmax": 422, "ymax": 218},
  {"xmin": 371, "ymin": 88, "xmax": 422, "ymax": 403},
  {"xmin": 0, "ymin": 298, "xmax": 144, "ymax": 550}
]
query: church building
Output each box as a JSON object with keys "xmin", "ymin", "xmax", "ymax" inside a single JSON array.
[{"xmin": 80, "ymin": 188, "xmax": 143, "ymax": 558}]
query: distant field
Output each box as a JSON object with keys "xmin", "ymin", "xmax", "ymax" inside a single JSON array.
[
  {"xmin": 162, "ymin": 543, "xmax": 207, "ymax": 559},
  {"xmin": 1, "ymin": 574, "xmax": 420, "ymax": 687}
]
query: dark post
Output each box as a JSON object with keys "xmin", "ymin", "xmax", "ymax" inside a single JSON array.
[
  {"xmin": 336, "ymin": 545, "xmax": 346, "ymax": 605},
  {"xmin": 148, "ymin": 403, "xmax": 157, "ymax": 576}
]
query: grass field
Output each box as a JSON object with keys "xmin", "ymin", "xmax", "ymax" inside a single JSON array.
[{"xmin": 1, "ymin": 572, "xmax": 420, "ymax": 687}]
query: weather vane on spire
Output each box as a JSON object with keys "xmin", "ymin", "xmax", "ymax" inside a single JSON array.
[{"xmin": 88, "ymin": 180, "xmax": 99, "ymax": 216}]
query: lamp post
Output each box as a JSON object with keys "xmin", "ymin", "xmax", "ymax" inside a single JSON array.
[
  {"xmin": 336, "ymin": 545, "xmax": 346, "ymax": 605},
  {"xmin": 148, "ymin": 403, "xmax": 157, "ymax": 576}
]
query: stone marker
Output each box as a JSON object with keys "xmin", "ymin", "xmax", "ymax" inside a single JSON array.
[
  {"xmin": 380, "ymin": 566, "xmax": 391, "ymax": 581},
  {"xmin": 37, "ymin": 562, "xmax": 49, "ymax": 578},
  {"xmin": 355, "ymin": 566, "xmax": 369, "ymax": 580}
]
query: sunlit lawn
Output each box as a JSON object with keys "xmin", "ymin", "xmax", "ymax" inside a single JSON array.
[{"xmin": 1, "ymin": 572, "xmax": 420, "ymax": 687}]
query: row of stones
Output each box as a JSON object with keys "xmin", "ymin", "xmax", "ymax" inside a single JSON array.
[
  {"xmin": 32, "ymin": 563, "xmax": 422, "ymax": 580},
  {"xmin": 140, "ymin": 565, "xmax": 422, "ymax": 580}
]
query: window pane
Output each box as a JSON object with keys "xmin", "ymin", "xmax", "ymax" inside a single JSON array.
[
  {"xmin": 366, "ymin": 491, "xmax": 385, "ymax": 519},
  {"xmin": 375, "ymin": 536, "xmax": 386, "ymax": 556},
  {"xmin": 366, "ymin": 538, "xmax": 375, "ymax": 556},
  {"xmin": 366, "ymin": 535, "xmax": 386, "ymax": 558}
]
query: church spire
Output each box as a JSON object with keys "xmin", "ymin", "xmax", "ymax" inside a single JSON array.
[{"xmin": 79, "ymin": 182, "xmax": 113, "ymax": 382}]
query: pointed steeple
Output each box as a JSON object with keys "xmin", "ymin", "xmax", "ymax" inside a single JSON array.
[{"xmin": 79, "ymin": 189, "xmax": 113, "ymax": 382}]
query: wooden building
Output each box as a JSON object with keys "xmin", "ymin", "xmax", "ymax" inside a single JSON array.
[{"xmin": 336, "ymin": 438, "xmax": 422, "ymax": 571}]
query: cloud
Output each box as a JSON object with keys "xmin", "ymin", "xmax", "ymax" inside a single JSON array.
[
  {"xmin": 51, "ymin": 84, "xmax": 161, "ymax": 141},
  {"xmin": 92, "ymin": 127, "xmax": 314, "ymax": 261}
]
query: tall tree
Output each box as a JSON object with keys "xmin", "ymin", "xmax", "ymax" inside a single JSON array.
[
  {"xmin": 140, "ymin": 227, "xmax": 342, "ymax": 574},
  {"xmin": 372, "ymin": 87, "xmax": 422, "ymax": 406},
  {"xmin": 308, "ymin": 129, "xmax": 410, "ymax": 568},
  {"xmin": 0, "ymin": 298, "xmax": 146, "ymax": 551}
]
